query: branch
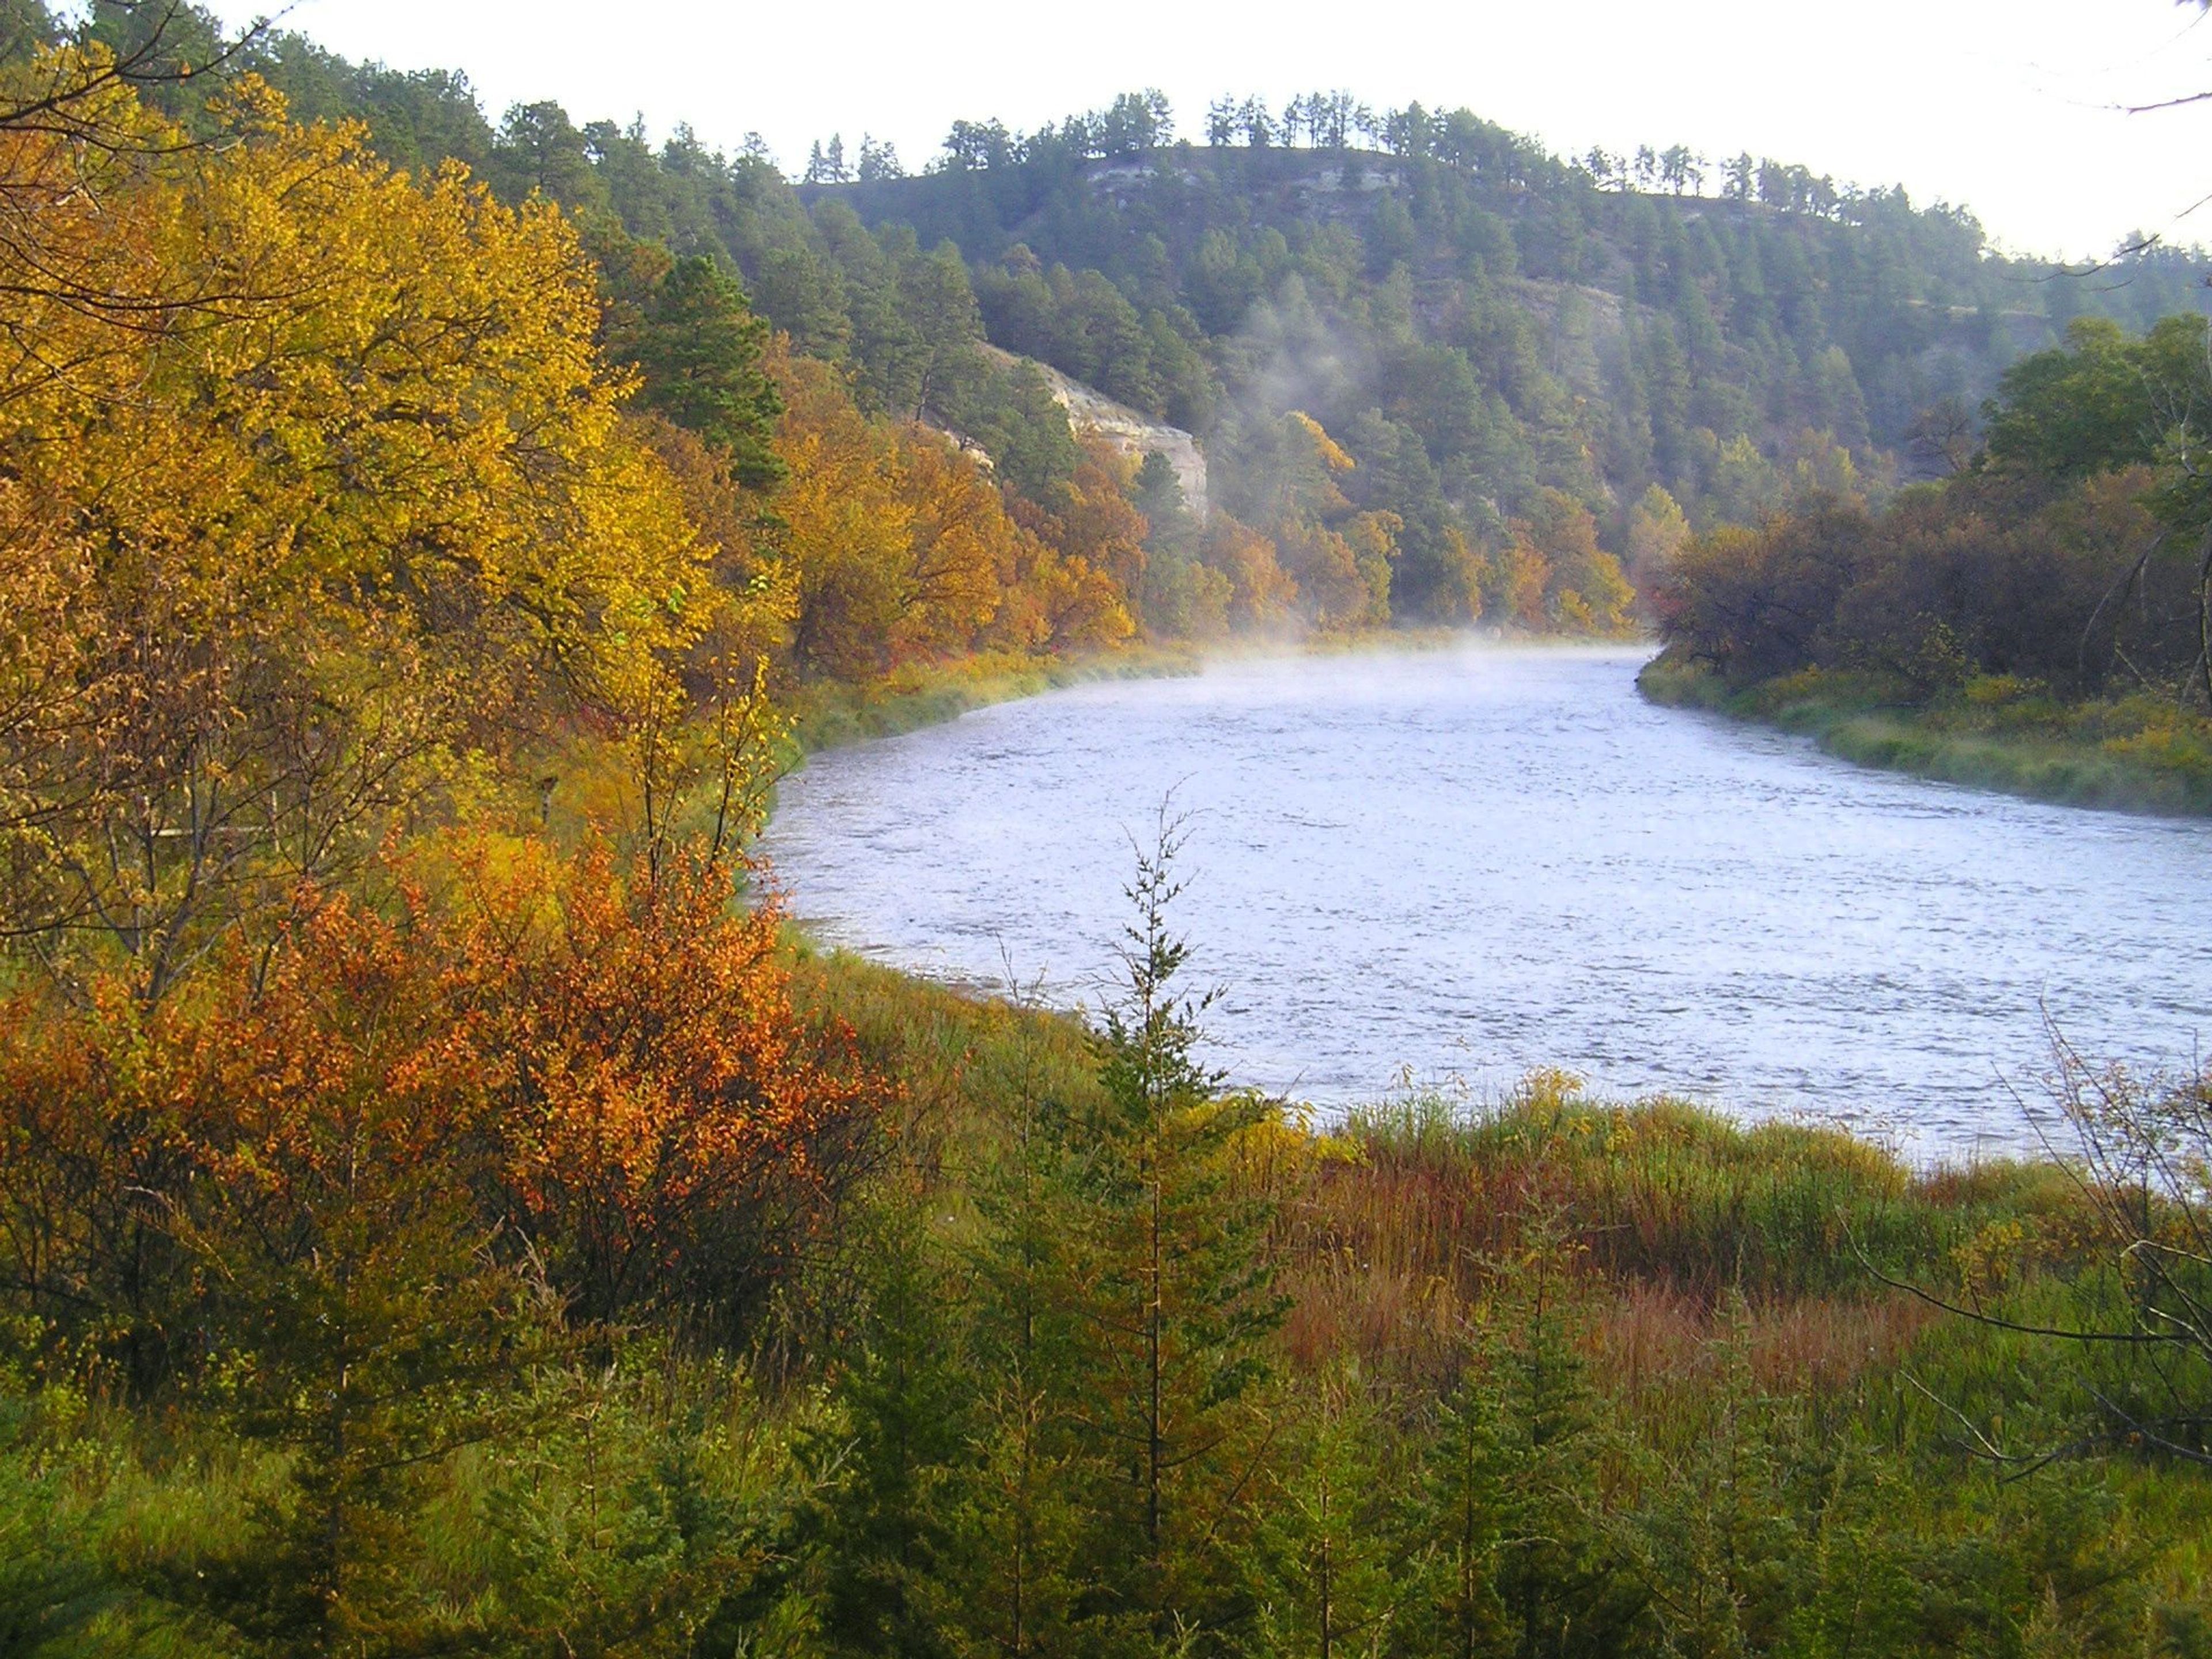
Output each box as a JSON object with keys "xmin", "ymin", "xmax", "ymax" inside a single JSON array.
[{"xmin": 1853, "ymin": 1243, "xmax": 2173, "ymax": 1344}]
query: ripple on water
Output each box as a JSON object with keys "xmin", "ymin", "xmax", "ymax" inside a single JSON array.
[{"xmin": 760, "ymin": 644, "xmax": 2212, "ymax": 1158}]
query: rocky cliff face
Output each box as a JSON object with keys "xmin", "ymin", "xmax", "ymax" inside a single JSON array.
[{"xmin": 980, "ymin": 343, "xmax": 1209, "ymax": 516}]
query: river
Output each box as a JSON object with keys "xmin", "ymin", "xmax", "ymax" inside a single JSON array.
[{"xmin": 759, "ymin": 643, "xmax": 2212, "ymax": 1158}]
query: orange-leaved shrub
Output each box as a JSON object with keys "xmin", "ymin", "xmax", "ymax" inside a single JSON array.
[{"xmin": 0, "ymin": 837, "xmax": 891, "ymax": 1386}]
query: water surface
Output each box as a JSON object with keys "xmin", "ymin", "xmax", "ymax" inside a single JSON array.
[{"xmin": 760, "ymin": 645, "xmax": 2212, "ymax": 1156}]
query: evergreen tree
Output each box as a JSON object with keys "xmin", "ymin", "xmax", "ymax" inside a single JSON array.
[
  {"xmin": 1066, "ymin": 812, "xmax": 1286, "ymax": 1641},
  {"xmin": 806, "ymin": 1203, "xmax": 971, "ymax": 1659},
  {"xmin": 623, "ymin": 253, "xmax": 787, "ymax": 491},
  {"xmin": 1248, "ymin": 1363, "xmax": 1413, "ymax": 1659},
  {"xmin": 1410, "ymin": 1361, "xmax": 1513, "ymax": 1659},
  {"xmin": 938, "ymin": 1010, "xmax": 1094, "ymax": 1657},
  {"xmin": 1479, "ymin": 1213, "xmax": 1644, "ymax": 1659}
]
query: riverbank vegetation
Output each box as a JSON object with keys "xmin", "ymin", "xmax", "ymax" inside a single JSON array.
[
  {"xmin": 4, "ymin": 5, "xmax": 2212, "ymax": 1655},
  {"xmin": 1645, "ymin": 313, "xmax": 2212, "ymax": 813},
  {"xmin": 11, "ymin": 897, "xmax": 2212, "ymax": 1655}
]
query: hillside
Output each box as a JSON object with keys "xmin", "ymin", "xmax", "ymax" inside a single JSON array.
[
  {"xmin": 190, "ymin": 36, "xmax": 2212, "ymax": 634},
  {"xmin": 2, "ymin": 17, "xmax": 2210, "ymax": 1656},
  {"xmin": 56, "ymin": 7, "xmax": 2212, "ymax": 643},
  {"xmin": 819, "ymin": 135, "xmax": 2204, "ymax": 474}
]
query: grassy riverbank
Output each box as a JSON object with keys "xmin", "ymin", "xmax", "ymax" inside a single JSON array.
[
  {"xmin": 784, "ymin": 645, "xmax": 1203, "ymax": 757},
  {"xmin": 1639, "ymin": 648, "xmax": 2212, "ymax": 816},
  {"xmin": 761, "ymin": 946, "xmax": 2212, "ymax": 1634},
  {"xmin": 10, "ymin": 919, "xmax": 2210, "ymax": 1653}
]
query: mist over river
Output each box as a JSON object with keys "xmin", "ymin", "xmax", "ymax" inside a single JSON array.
[{"xmin": 760, "ymin": 645, "xmax": 2212, "ymax": 1157}]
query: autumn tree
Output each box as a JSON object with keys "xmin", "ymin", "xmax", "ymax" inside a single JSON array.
[
  {"xmin": 147, "ymin": 892, "xmax": 565, "ymax": 1656},
  {"xmin": 1014, "ymin": 439, "xmax": 1152, "ymax": 601},
  {"xmin": 1223, "ymin": 412, "xmax": 1399, "ymax": 630},
  {"xmin": 0, "ymin": 71, "xmax": 711, "ymax": 1003},
  {"xmin": 0, "ymin": 831, "xmax": 889, "ymax": 1376},
  {"xmin": 1525, "ymin": 489, "xmax": 1636, "ymax": 635},
  {"xmin": 1623, "ymin": 483, "xmax": 1690, "ymax": 590},
  {"xmin": 1203, "ymin": 514, "xmax": 1300, "ymax": 633},
  {"xmin": 774, "ymin": 353, "xmax": 1014, "ymax": 677}
]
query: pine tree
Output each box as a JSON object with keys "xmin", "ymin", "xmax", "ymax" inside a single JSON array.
[
  {"xmin": 1479, "ymin": 1210, "xmax": 1642, "ymax": 1659},
  {"xmin": 1248, "ymin": 1363, "xmax": 1414, "ymax": 1659},
  {"xmin": 1410, "ymin": 1362, "xmax": 1512, "ymax": 1659},
  {"xmin": 807, "ymin": 1203, "xmax": 971, "ymax": 1659},
  {"xmin": 1065, "ymin": 811, "xmax": 1286, "ymax": 1642},
  {"xmin": 937, "ymin": 1002, "xmax": 1093, "ymax": 1658}
]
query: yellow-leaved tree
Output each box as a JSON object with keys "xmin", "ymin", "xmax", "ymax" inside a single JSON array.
[
  {"xmin": 0, "ymin": 59, "xmax": 709, "ymax": 1001},
  {"xmin": 772, "ymin": 346, "xmax": 1132, "ymax": 676}
]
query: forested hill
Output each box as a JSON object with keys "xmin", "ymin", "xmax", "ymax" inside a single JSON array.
[
  {"xmin": 74, "ymin": 6, "xmax": 2212, "ymax": 634},
  {"xmin": 811, "ymin": 119, "xmax": 2206, "ymax": 507}
]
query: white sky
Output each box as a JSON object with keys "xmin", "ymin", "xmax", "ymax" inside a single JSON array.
[{"xmin": 202, "ymin": 0, "xmax": 2212, "ymax": 262}]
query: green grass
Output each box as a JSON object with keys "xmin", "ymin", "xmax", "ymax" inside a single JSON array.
[
  {"xmin": 784, "ymin": 937, "xmax": 1108, "ymax": 1171},
  {"xmin": 782, "ymin": 646, "xmax": 1199, "ymax": 759},
  {"xmin": 1639, "ymin": 652, "xmax": 2212, "ymax": 816},
  {"xmin": 785, "ymin": 949, "xmax": 2090, "ymax": 1316}
]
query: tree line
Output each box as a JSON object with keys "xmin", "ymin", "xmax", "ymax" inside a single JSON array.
[
  {"xmin": 69, "ymin": 0, "xmax": 2212, "ymax": 649},
  {"xmin": 1656, "ymin": 313, "xmax": 2212, "ymax": 703}
]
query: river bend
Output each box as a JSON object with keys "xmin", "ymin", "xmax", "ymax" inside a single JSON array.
[{"xmin": 760, "ymin": 645, "xmax": 2212, "ymax": 1157}]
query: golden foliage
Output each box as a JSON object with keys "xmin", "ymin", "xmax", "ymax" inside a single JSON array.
[
  {"xmin": 0, "ymin": 66, "xmax": 712, "ymax": 998},
  {"xmin": 0, "ymin": 835, "xmax": 892, "ymax": 1354},
  {"xmin": 771, "ymin": 345, "xmax": 1134, "ymax": 675}
]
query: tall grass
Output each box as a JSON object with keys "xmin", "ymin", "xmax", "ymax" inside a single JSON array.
[
  {"xmin": 782, "ymin": 948, "xmax": 2121, "ymax": 1434},
  {"xmin": 781, "ymin": 958, "xmax": 2109, "ymax": 1400},
  {"xmin": 783, "ymin": 937, "xmax": 1106, "ymax": 1169},
  {"xmin": 1315, "ymin": 1076, "xmax": 2070, "ymax": 1298}
]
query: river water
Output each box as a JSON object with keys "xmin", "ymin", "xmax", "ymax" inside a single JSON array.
[{"xmin": 760, "ymin": 644, "xmax": 2212, "ymax": 1157}]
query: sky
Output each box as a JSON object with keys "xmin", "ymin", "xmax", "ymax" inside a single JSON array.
[{"xmin": 196, "ymin": 0, "xmax": 2212, "ymax": 263}]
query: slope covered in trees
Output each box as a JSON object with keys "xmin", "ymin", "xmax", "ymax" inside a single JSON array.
[
  {"xmin": 1645, "ymin": 312, "xmax": 2212, "ymax": 812},
  {"xmin": 60, "ymin": 0, "xmax": 2212, "ymax": 646}
]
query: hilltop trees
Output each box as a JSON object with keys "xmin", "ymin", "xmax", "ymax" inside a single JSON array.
[
  {"xmin": 54, "ymin": 2, "xmax": 2202, "ymax": 649},
  {"xmin": 221, "ymin": 18, "xmax": 2185, "ymax": 634},
  {"xmin": 599, "ymin": 234, "xmax": 787, "ymax": 490},
  {"xmin": 168, "ymin": 4, "xmax": 2209, "ymax": 642}
]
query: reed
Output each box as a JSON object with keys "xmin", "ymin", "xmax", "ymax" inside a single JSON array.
[{"xmin": 1315, "ymin": 1079, "xmax": 2066, "ymax": 1298}]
